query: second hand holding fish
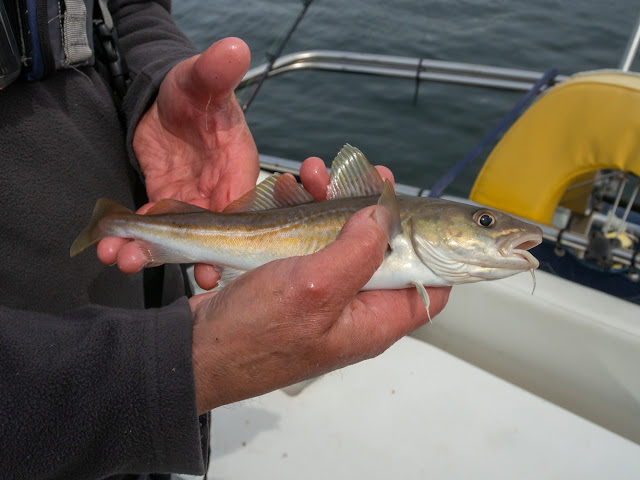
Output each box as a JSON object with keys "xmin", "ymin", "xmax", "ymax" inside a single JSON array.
[
  {"xmin": 96, "ymin": 37, "xmax": 394, "ymax": 290},
  {"xmin": 96, "ymin": 37, "xmax": 260, "ymax": 289},
  {"xmin": 188, "ymin": 205, "xmax": 450, "ymax": 412}
]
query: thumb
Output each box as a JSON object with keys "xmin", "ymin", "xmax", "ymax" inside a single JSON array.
[
  {"xmin": 299, "ymin": 206, "xmax": 390, "ymax": 310},
  {"xmin": 175, "ymin": 37, "xmax": 251, "ymax": 105}
]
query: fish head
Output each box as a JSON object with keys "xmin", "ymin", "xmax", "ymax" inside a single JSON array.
[{"xmin": 408, "ymin": 201, "xmax": 542, "ymax": 284}]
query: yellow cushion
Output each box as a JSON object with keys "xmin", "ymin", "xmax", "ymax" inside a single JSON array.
[{"xmin": 469, "ymin": 70, "xmax": 640, "ymax": 225}]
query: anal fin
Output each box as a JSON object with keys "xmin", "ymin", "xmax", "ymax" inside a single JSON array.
[
  {"xmin": 137, "ymin": 240, "xmax": 195, "ymax": 267},
  {"xmin": 218, "ymin": 267, "xmax": 248, "ymax": 288}
]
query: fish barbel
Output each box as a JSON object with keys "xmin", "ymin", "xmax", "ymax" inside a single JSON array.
[{"xmin": 71, "ymin": 145, "xmax": 542, "ymax": 313}]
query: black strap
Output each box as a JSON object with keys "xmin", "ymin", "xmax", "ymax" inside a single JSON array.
[{"xmin": 93, "ymin": 15, "xmax": 130, "ymax": 101}]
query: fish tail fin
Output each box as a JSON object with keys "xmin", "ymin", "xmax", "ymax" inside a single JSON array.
[{"xmin": 70, "ymin": 198, "xmax": 133, "ymax": 257}]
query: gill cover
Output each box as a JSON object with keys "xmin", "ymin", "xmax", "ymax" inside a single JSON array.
[
  {"xmin": 330, "ymin": 145, "xmax": 434, "ymax": 318},
  {"xmin": 410, "ymin": 219, "xmax": 470, "ymax": 284}
]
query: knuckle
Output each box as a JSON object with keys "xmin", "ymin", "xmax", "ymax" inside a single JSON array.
[{"xmin": 289, "ymin": 262, "xmax": 333, "ymax": 306}]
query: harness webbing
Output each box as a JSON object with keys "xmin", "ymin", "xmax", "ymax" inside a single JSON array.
[{"xmin": 63, "ymin": 0, "xmax": 92, "ymax": 66}]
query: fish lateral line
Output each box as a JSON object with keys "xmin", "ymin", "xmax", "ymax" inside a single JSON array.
[{"xmin": 70, "ymin": 145, "xmax": 543, "ymax": 312}]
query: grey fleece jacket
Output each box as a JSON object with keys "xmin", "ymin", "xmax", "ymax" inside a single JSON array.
[{"xmin": 0, "ymin": 1, "xmax": 209, "ymax": 478}]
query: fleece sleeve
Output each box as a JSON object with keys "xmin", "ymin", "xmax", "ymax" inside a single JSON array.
[
  {"xmin": 0, "ymin": 298, "xmax": 206, "ymax": 479},
  {"xmin": 107, "ymin": 0, "xmax": 200, "ymax": 176}
]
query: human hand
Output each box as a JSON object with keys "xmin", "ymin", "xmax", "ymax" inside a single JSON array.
[
  {"xmin": 95, "ymin": 36, "xmax": 396, "ymax": 290},
  {"xmin": 96, "ymin": 37, "xmax": 393, "ymax": 288},
  {"xmin": 96, "ymin": 37, "xmax": 259, "ymax": 287},
  {"xmin": 96, "ymin": 155, "xmax": 394, "ymax": 289},
  {"xmin": 190, "ymin": 206, "xmax": 451, "ymax": 413}
]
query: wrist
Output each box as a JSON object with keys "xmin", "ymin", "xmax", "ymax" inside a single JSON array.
[{"xmin": 190, "ymin": 294, "xmax": 220, "ymax": 414}]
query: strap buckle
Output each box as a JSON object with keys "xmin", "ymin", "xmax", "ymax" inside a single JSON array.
[{"xmin": 94, "ymin": 17, "xmax": 130, "ymax": 100}]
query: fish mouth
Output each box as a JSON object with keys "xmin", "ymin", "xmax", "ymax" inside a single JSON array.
[{"xmin": 498, "ymin": 232, "xmax": 542, "ymax": 269}]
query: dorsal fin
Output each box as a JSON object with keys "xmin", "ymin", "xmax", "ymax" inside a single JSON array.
[
  {"xmin": 223, "ymin": 173, "xmax": 314, "ymax": 213},
  {"xmin": 326, "ymin": 144, "xmax": 384, "ymax": 200},
  {"xmin": 147, "ymin": 199, "xmax": 210, "ymax": 215}
]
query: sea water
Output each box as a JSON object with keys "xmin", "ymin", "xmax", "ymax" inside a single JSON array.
[{"xmin": 173, "ymin": 0, "xmax": 638, "ymax": 197}]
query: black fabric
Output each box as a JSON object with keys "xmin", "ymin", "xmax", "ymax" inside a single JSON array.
[
  {"xmin": 0, "ymin": 1, "xmax": 208, "ymax": 478},
  {"xmin": 110, "ymin": 0, "xmax": 199, "ymax": 179},
  {"xmin": 0, "ymin": 299, "xmax": 204, "ymax": 479}
]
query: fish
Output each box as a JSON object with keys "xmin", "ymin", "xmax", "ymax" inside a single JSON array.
[{"xmin": 71, "ymin": 145, "xmax": 542, "ymax": 317}]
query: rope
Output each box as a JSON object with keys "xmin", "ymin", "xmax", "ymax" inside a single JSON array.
[
  {"xmin": 427, "ymin": 68, "xmax": 559, "ymax": 198},
  {"xmin": 242, "ymin": 0, "xmax": 314, "ymax": 112}
]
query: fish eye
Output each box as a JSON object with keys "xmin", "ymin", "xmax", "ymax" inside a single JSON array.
[{"xmin": 474, "ymin": 210, "xmax": 496, "ymax": 228}]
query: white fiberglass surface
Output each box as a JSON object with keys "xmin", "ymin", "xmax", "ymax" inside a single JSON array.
[
  {"xmin": 206, "ymin": 336, "xmax": 640, "ymax": 480},
  {"xmin": 413, "ymin": 269, "xmax": 640, "ymax": 444}
]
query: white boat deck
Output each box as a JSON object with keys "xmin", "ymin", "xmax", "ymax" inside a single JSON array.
[
  {"xmin": 193, "ymin": 172, "xmax": 640, "ymax": 478},
  {"xmin": 206, "ymin": 334, "xmax": 640, "ymax": 479}
]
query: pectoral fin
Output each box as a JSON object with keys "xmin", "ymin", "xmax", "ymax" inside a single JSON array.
[
  {"xmin": 376, "ymin": 179, "xmax": 402, "ymax": 246},
  {"xmin": 412, "ymin": 281, "xmax": 432, "ymax": 322}
]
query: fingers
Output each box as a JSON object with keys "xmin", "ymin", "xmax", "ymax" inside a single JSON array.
[
  {"xmin": 358, "ymin": 286, "xmax": 450, "ymax": 337},
  {"xmin": 292, "ymin": 206, "xmax": 389, "ymax": 312},
  {"xmin": 194, "ymin": 263, "xmax": 221, "ymax": 291},
  {"xmin": 96, "ymin": 203, "xmax": 154, "ymax": 273},
  {"xmin": 300, "ymin": 157, "xmax": 329, "ymax": 200},
  {"xmin": 375, "ymin": 165, "xmax": 395, "ymax": 185},
  {"xmin": 320, "ymin": 286, "xmax": 451, "ymax": 365},
  {"xmin": 98, "ymin": 240, "xmax": 222, "ymax": 286},
  {"xmin": 96, "ymin": 237, "xmax": 128, "ymax": 266},
  {"xmin": 97, "ymin": 238, "xmax": 150, "ymax": 273},
  {"xmin": 175, "ymin": 37, "xmax": 251, "ymax": 105}
]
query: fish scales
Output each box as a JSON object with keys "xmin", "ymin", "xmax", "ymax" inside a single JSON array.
[
  {"xmin": 105, "ymin": 196, "xmax": 379, "ymax": 269},
  {"xmin": 71, "ymin": 145, "xmax": 542, "ymax": 312}
]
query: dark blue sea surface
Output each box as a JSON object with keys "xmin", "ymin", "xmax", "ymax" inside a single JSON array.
[{"xmin": 173, "ymin": 1, "xmax": 638, "ymax": 196}]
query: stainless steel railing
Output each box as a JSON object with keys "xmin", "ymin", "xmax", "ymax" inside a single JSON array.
[
  {"xmin": 620, "ymin": 10, "xmax": 640, "ymax": 71},
  {"xmin": 239, "ymin": 50, "xmax": 567, "ymax": 92}
]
